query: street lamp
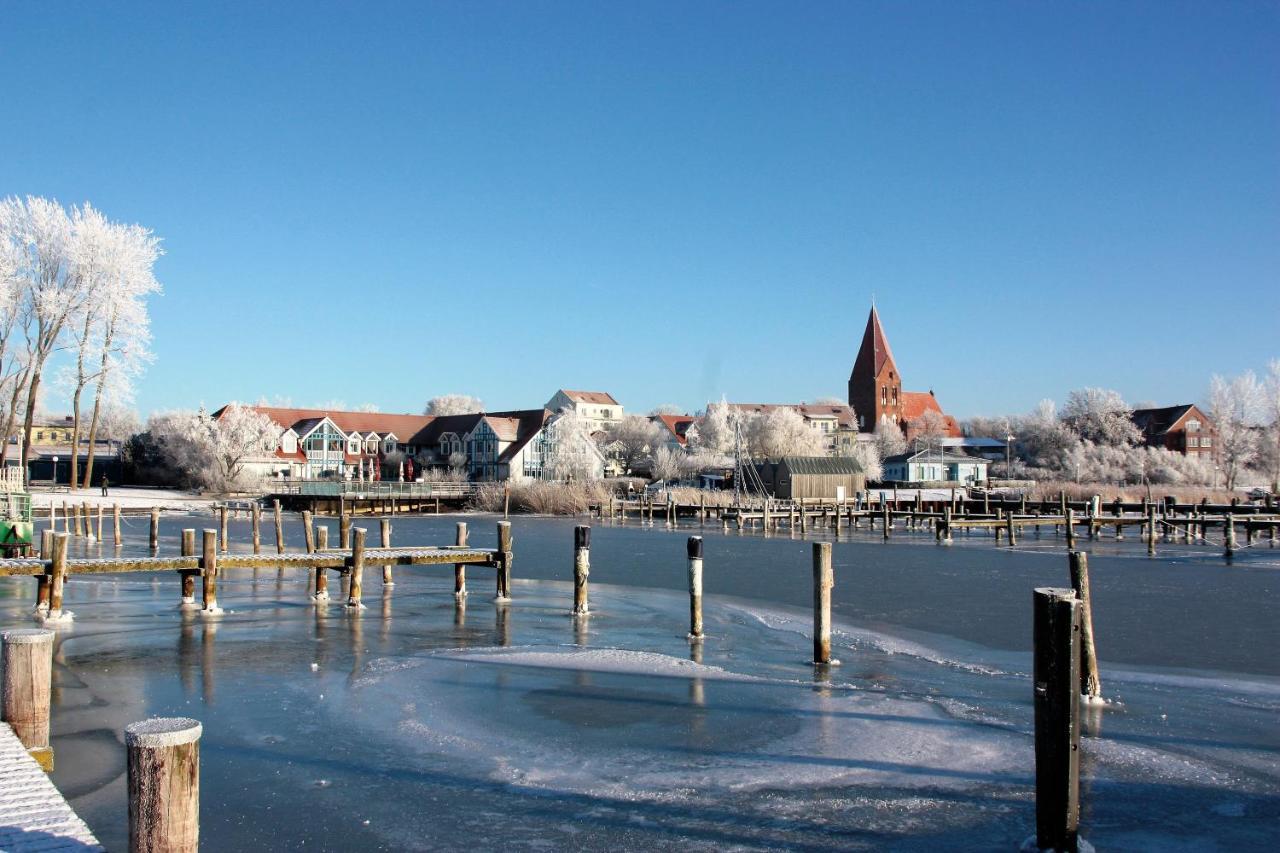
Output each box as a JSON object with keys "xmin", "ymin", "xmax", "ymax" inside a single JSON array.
[{"xmin": 1004, "ymin": 433, "xmax": 1014, "ymax": 481}]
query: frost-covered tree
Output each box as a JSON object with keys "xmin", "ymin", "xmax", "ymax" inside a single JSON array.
[
  {"xmin": 846, "ymin": 439, "xmax": 882, "ymax": 481},
  {"xmin": 909, "ymin": 410, "xmax": 948, "ymax": 446},
  {"xmin": 1260, "ymin": 360, "xmax": 1280, "ymax": 492},
  {"xmin": 605, "ymin": 414, "xmax": 666, "ymax": 473},
  {"xmin": 648, "ymin": 404, "xmax": 684, "ymax": 416},
  {"xmin": 147, "ymin": 404, "xmax": 279, "ymax": 491},
  {"xmin": 874, "ymin": 420, "xmax": 908, "ymax": 458},
  {"xmin": 811, "ymin": 396, "xmax": 846, "ymax": 406},
  {"xmin": 650, "ymin": 445, "xmax": 687, "ymax": 483},
  {"xmin": 545, "ymin": 408, "xmax": 601, "ymax": 481},
  {"xmin": 424, "ymin": 394, "xmax": 484, "ymax": 416},
  {"xmin": 746, "ymin": 407, "xmax": 827, "ymax": 459},
  {"xmin": 1207, "ymin": 371, "xmax": 1262, "ymax": 490},
  {"xmin": 1061, "ymin": 388, "xmax": 1140, "ymax": 447},
  {"xmin": 688, "ymin": 401, "xmax": 736, "ymax": 456}
]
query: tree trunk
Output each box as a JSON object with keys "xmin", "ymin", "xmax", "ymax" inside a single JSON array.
[
  {"xmin": 0, "ymin": 360, "xmax": 33, "ymax": 466},
  {"xmin": 81, "ymin": 319, "xmax": 115, "ymax": 489},
  {"xmin": 19, "ymin": 351, "xmax": 49, "ymax": 469},
  {"xmin": 69, "ymin": 384, "xmax": 84, "ymax": 491}
]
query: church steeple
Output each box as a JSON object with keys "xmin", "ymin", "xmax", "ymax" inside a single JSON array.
[{"xmin": 848, "ymin": 306, "xmax": 903, "ymax": 432}]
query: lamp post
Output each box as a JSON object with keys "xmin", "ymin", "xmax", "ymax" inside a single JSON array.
[
  {"xmin": 51, "ymin": 455, "xmax": 59, "ymax": 487},
  {"xmin": 1005, "ymin": 432, "xmax": 1014, "ymax": 481}
]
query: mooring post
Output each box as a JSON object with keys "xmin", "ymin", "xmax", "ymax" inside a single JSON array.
[
  {"xmin": 46, "ymin": 533, "xmax": 70, "ymax": 623},
  {"xmin": 1147, "ymin": 507, "xmax": 1157, "ymax": 557},
  {"xmin": 96, "ymin": 503, "xmax": 104, "ymax": 541},
  {"xmin": 382, "ymin": 518, "xmax": 395, "ymax": 586},
  {"xmin": 180, "ymin": 529, "xmax": 198, "ymax": 609},
  {"xmin": 251, "ymin": 503, "xmax": 261, "ymax": 554},
  {"xmin": 1, "ymin": 628, "xmax": 56, "ymax": 771},
  {"xmin": 273, "ymin": 500, "xmax": 284, "ymax": 554},
  {"xmin": 1032, "ymin": 587, "xmax": 1081, "ymax": 853},
  {"xmin": 573, "ymin": 525, "xmax": 590, "ymax": 615},
  {"xmin": 687, "ymin": 536, "xmax": 704, "ymax": 639},
  {"xmin": 812, "ymin": 542, "xmax": 833, "ymax": 665},
  {"xmin": 35, "ymin": 530, "xmax": 54, "ymax": 614},
  {"xmin": 496, "ymin": 521, "xmax": 513, "ymax": 602},
  {"xmin": 149, "ymin": 507, "xmax": 161, "ymax": 552},
  {"xmin": 1068, "ymin": 551, "xmax": 1102, "ymax": 700},
  {"xmin": 200, "ymin": 529, "xmax": 221, "ymax": 614},
  {"xmin": 1007, "ymin": 511, "xmax": 1018, "ymax": 547},
  {"xmin": 943, "ymin": 506, "xmax": 953, "ymax": 543},
  {"xmin": 882, "ymin": 501, "xmax": 890, "ymax": 540},
  {"xmin": 313, "ymin": 526, "xmax": 330, "ymax": 601},
  {"xmin": 1225, "ymin": 513, "xmax": 1236, "ymax": 558},
  {"xmin": 1065, "ymin": 508, "xmax": 1076, "ymax": 550},
  {"xmin": 503, "ymin": 484, "xmax": 510, "ymax": 519},
  {"xmin": 126, "ymin": 717, "xmax": 202, "ymax": 853},
  {"xmin": 76, "ymin": 502, "xmax": 85, "ymax": 537},
  {"xmin": 112, "ymin": 503, "xmax": 122, "ymax": 547},
  {"xmin": 346, "ymin": 527, "xmax": 366, "ymax": 608},
  {"xmin": 302, "ymin": 510, "xmax": 315, "ymax": 554},
  {"xmin": 340, "ymin": 513, "xmax": 352, "ymax": 550},
  {"xmin": 219, "ymin": 505, "xmax": 228, "ymax": 553}
]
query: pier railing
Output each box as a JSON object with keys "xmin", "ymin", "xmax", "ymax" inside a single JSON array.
[{"xmin": 269, "ymin": 480, "xmax": 477, "ymax": 499}]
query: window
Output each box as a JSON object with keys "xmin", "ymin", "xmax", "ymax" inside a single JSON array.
[
  {"xmin": 881, "ymin": 387, "xmax": 887, "ymax": 405},
  {"xmin": 1186, "ymin": 420, "xmax": 1200, "ymax": 432},
  {"xmin": 602, "ymin": 409, "xmax": 612, "ymax": 419},
  {"xmin": 1200, "ymin": 436, "xmax": 1212, "ymax": 448},
  {"xmin": 1188, "ymin": 437, "xmax": 1198, "ymax": 448},
  {"xmin": 892, "ymin": 387, "xmax": 898, "ymax": 405}
]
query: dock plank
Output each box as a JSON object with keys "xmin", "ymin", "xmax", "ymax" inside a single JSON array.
[{"xmin": 0, "ymin": 723, "xmax": 102, "ymax": 852}]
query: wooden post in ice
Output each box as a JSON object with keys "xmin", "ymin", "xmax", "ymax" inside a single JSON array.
[
  {"xmin": 1032, "ymin": 587, "xmax": 1081, "ymax": 853},
  {"xmin": 1068, "ymin": 551, "xmax": 1101, "ymax": 700},
  {"xmin": 1064, "ymin": 508, "xmax": 1076, "ymax": 550},
  {"xmin": 1224, "ymin": 513, "xmax": 1236, "ymax": 558},
  {"xmin": 573, "ymin": 525, "xmax": 590, "ymax": 615},
  {"xmin": 452, "ymin": 521, "xmax": 467, "ymax": 597},
  {"xmin": 96, "ymin": 503, "xmax": 103, "ymax": 540},
  {"xmin": 2, "ymin": 628, "xmax": 55, "ymax": 771},
  {"xmin": 381, "ymin": 518, "xmax": 394, "ymax": 585},
  {"xmin": 496, "ymin": 521, "xmax": 513, "ymax": 602},
  {"xmin": 273, "ymin": 500, "xmax": 284, "ymax": 554},
  {"xmin": 1007, "ymin": 511, "xmax": 1017, "ymax": 547},
  {"xmin": 687, "ymin": 536, "xmax": 704, "ymax": 639},
  {"xmin": 313, "ymin": 526, "xmax": 329, "ymax": 601},
  {"xmin": 126, "ymin": 717, "xmax": 201, "ymax": 853},
  {"xmin": 200, "ymin": 529, "xmax": 221, "ymax": 614},
  {"xmin": 346, "ymin": 527, "xmax": 366, "ymax": 608},
  {"xmin": 180, "ymin": 529, "xmax": 198, "ymax": 609},
  {"xmin": 113, "ymin": 503, "xmax": 122, "ymax": 547},
  {"xmin": 35, "ymin": 530, "xmax": 53, "ymax": 614},
  {"xmin": 812, "ymin": 542, "xmax": 833, "ymax": 665},
  {"xmin": 339, "ymin": 513, "xmax": 351, "ymax": 550},
  {"xmin": 47, "ymin": 533, "xmax": 70, "ymax": 623},
  {"xmin": 149, "ymin": 507, "xmax": 161, "ymax": 552},
  {"xmin": 1147, "ymin": 506, "xmax": 1157, "ymax": 557},
  {"xmin": 503, "ymin": 484, "xmax": 510, "ymax": 519},
  {"xmin": 251, "ymin": 502, "xmax": 261, "ymax": 554},
  {"xmin": 219, "ymin": 505, "xmax": 228, "ymax": 553},
  {"xmin": 301, "ymin": 510, "xmax": 315, "ymax": 554}
]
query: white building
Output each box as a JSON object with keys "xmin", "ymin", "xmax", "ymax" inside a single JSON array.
[
  {"xmin": 881, "ymin": 449, "xmax": 989, "ymax": 485},
  {"xmin": 545, "ymin": 390, "xmax": 623, "ymax": 431}
]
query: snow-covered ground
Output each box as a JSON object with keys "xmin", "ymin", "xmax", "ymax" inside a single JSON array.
[{"xmin": 27, "ymin": 486, "xmax": 215, "ymax": 511}]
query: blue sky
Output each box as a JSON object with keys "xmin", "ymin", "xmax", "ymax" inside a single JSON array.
[{"xmin": 2, "ymin": 1, "xmax": 1276, "ymax": 420}]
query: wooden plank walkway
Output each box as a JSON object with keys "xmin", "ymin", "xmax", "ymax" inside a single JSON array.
[{"xmin": 0, "ymin": 723, "xmax": 102, "ymax": 852}]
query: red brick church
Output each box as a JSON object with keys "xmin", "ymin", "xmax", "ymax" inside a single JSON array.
[{"xmin": 847, "ymin": 306, "xmax": 962, "ymax": 440}]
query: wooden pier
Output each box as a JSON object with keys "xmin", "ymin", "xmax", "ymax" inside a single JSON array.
[{"xmin": 0, "ymin": 721, "xmax": 102, "ymax": 851}]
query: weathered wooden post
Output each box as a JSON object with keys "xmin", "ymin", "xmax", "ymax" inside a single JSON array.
[
  {"xmin": 251, "ymin": 502, "xmax": 262, "ymax": 554},
  {"xmin": 687, "ymin": 536, "xmax": 704, "ymax": 638},
  {"xmin": 313, "ymin": 526, "xmax": 330, "ymax": 601},
  {"xmin": 1065, "ymin": 508, "xmax": 1076, "ymax": 550},
  {"xmin": 96, "ymin": 503, "xmax": 104, "ymax": 541},
  {"xmin": 339, "ymin": 513, "xmax": 352, "ymax": 550},
  {"xmin": 573, "ymin": 525, "xmax": 590, "ymax": 615},
  {"xmin": 46, "ymin": 533, "xmax": 70, "ymax": 623},
  {"xmin": 219, "ymin": 505, "xmax": 228, "ymax": 553},
  {"xmin": 201, "ymin": 529, "xmax": 221, "ymax": 614},
  {"xmin": 126, "ymin": 717, "xmax": 201, "ymax": 853},
  {"xmin": 301, "ymin": 510, "xmax": 315, "ymax": 554},
  {"xmin": 812, "ymin": 542, "xmax": 833, "ymax": 665},
  {"xmin": 453, "ymin": 521, "xmax": 470, "ymax": 597},
  {"xmin": 76, "ymin": 502, "xmax": 86, "ymax": 537},
  {"xmin": 149, "ymin": 507, "xmax": 161, "ymax": 552},
  {"xmin": 881, "ymin": 500, "xmax": 890, "ymax": 540},
  {"xmin": 496, "ymin": 521, "xmax": 513, "ymax": 602},
  {"xmin": 273, "ymin": 500, "xmax": 284, "ymax": 554},
  {"xmin": 346, "ymin": 527, "xmax": 366, "ymax": 608},
  {"xmin": 1032, "ymin": 587, "xmax": 1081, "ymax": 853},
  {"xmin": 503, "ymin": 484, "xmax": 510, "ymax": 519},
  {"xmin": 180, "ymin": 529, "xmax": 198, "ymax": 609},
  {"xmin": 35, "ymin": 530, "xmax": 54, "ymax": 614},
  {"xmin": 113, "ymin": 503, "xmax": 122, "ymax": 547},
  {"xmin": 2, "ymin": 628, "xmax": 55, "ymax": 770},
  {"xmin": 1007, "ymin": 511, "xmax": 1017, "ymax": 547},
  {"xmin": 1147, "ymin": 506, "xmax": 1157, "ymax": 557},
  {"xmin": 995, "ymin": 509, "xmax": 1005, "ymax": 544},
  {"xmin": 62, "ymin": 501, "xmax": 70, "ymax": 535},
  {"xmin": 382, "ymin": 518, "xmax": 394, "ymax": 586},
  {"xmin": 943, "ymin": 506, "xmax": 953, "ymax": 543},
  {"xmin": 1068, "ymin": 551, "xmax": 1102, "ymax": 700},
  {"xmin": 1225, "ymin": 513, "xmax": 1236, "ymax": 559}
]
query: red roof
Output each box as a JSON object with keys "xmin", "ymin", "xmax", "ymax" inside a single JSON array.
[
  {"xmin": 652, "ymin": 414, "xmax": 695, "ymax": 446},
  {"xmin": 900, "ymin": 392, "xmax": 963, "ymax": 437},
  {"xmin": 217, "ymin": 405, "xmax": 435, "ymax": 443},
  {"xmin": 850, "ymin": 306, "xmax": 897, "ymax": 381},
  {"xmin": 561, "ymin": 390, "xmax": 619, "ymax": 405}
]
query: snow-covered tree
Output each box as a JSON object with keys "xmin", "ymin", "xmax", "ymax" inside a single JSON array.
[
  {"xmin": 688, "ymin": 401, "xmax": 737, "ymax": 456},
  {"xmin": 1061, "ymin": 387, "xmax": 1140, "ymax": 447},
  {"xmin": 147, "ymin": 404, "xmax": 279, "ymax": 491},
  {"xmin": 650, "ymin": 445, "xmax": 687, "ymax": 483},
  {"xmin": 605, "ymin": 414, "xmax": 666, "ymax": 473},
  {"xmin": 847, "ymin": 439, "xmax": 882, "ymax": 481},
  {"xmin": 1260, "ymin": 360, "xmax": 1280, "ymax": 492},
  {"xmin": 874, "ymin": 420, "xmax": 908, "ymax": 458},
  {"xmin": 746, "ymin": 406, "xmax": 827, "ymax": 459},
  {"xmin": 1208, "ymin": 371, "xmax": 1262, "ymax": 490},
  {"xmin": 425, "ymin": 394, "xmax": 484, "ymax": 416},
  {"xmin": 909, "ymin": 410, "xmax": 948, "ymax": 446},
  {"xmin": 648, "ymin": 404, "xmax": 684, "ymax": 416},
  {"xmin": 544, "ymin": 408, "xmax": 601, "ymax": 481}
]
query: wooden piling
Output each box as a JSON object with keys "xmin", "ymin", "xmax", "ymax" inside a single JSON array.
[
  {"xmin": 496, "ymin": 521, "xmax": 513, "ymax": 602},
  {"xmin": 452, "ymin": 521, "xmax": 467, "ymax": 597},
  {"xmin": 687, "ymin": 536, "xmax": 704, "ymax": 639},
  {"xmin": 47, "ymin": 534, "xmax": 69, "ymax": 622},
  {"xmin": 113, "ymin": 503, "xmax": 122, "ymax": 547},
  {"xmin": 301, "ymin": 510, "xmax": 315, "ymax": 554},
  {"xmin": 313, "ymin": 527, "xmax": 329, "ymax": 601},
  {"xmin": 1007, "ymin": 511, "xmax": 1017, "ymax": 546},
  {"xmin": 149, "ymin": 507, "xmax": 161, "ymax": 552},
  {"xmin": 573, "ymin": 525, "xmax": 590, "ymax": 615},
  {"xmin": 812, "ymin": 542, "xmax": 833, "ymax": 664},
  {"xmin": 1, "ymin": 628, "xmax": 55, "ymax": 771},
  {"xmin": 35, "ymin": 530, "xmax": 53, "ymax": 614},
  {"xmin": 1032, "ymin": 587, "xmax": 1081, "ymax": 853},
  {"xmin": 346, "ymin": 527, "xmax": 366, "ymax": 608},
  {"xmin": 1225, "ymin": 513, "xmax": 1236, "ymax": 558},
  {"xmin": 1147, "ymin": 507, "xmax": 1157, "ymax": 557},
  {"xmin": 180, "ymin": 529, "xmax": 197, "ymax": 609},
  {"xmin": 219, "ymin": 505, "xmax": 228, "ymax": 553},
  {"xmin": 126, "ymin": 717, "xmax": 201, "ymax": 853},
  {"xmin": 96, "ymin": 503, "xmax": 104, "ymax": 541},
  {"xmin": 340, "ymin": 513, "xmax": 352, "ymax": 550},
  {"xmin": 201, "ymin": 530, "xmax": 220, "ymax": 614},
  {"xmin": 273, "ymin": 500, "xmax": 284, "ymax": 554},
  {"xmin": 1068, "ymin": 551, "xmax": 1102, "ymax": 700},
  {"xmin": 251, "ymin": 502, "xmax": 261, "ymax": 554},
  {"xmin": 1065, "ymin": 508, "xmax": 1076, "ymax": 549}
]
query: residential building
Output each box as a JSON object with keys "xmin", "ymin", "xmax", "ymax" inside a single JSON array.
[
  {"xmin": 881, "ymin": 449, "xmax": 989, "ymax": 484},
  {"xmin": 1130, "ymin": 405, "xmax": 1216, "ymax": 458},
  {"xmin": 9, "ymin": 415, "xmax": 124, "ymax": 485},
  {"xmin": 545, "ymin": 390, "xmax": 623, "ymax": 431},
  {"xmin": 724, "ymin": 403, "xmax": 858, "ymax": 454},
  {"xmin": 651, "ymin": 414, "xmax": 695, "ymax": 450},
  {"xmin": 847, "ymin": 306, "xmax": 962, "ymax": 440},
  {"xmin": 754, "ymin": 456, "xmax": 866, "ymax": 500}
]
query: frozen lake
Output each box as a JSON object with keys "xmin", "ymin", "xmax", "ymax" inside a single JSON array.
[{"xmin": 1, "ymin": 512, "xmax": 1277, "ymax": 850}]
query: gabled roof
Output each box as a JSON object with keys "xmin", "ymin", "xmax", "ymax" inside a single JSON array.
[
  {"xmin": 558, "ymin": 390, "xmax": 619, "ymax": 406},
  {"xmin": 651, "ymin": 414, "xmax": 695, "ymax": 446},
  {"xmin": 219, "ymin": 405, "xmax": 434, "ymax": 443},
  {"xmin": 1130, "ymin": 404, "xmax": 1204, "ymax": 436},
  {"xmin": 883, "ymin": 449, "xmax": 990, "ymax": 465},
  {"xmin": 724, "ymin": 403, "xmax": 857, "ymax": 429},
  {"xmin": 763, "ymin": 456, "xmax": 864, "ymax": 475},
  {"xmin": 900, "ymin": 392, "xmax": 963, "ymax": 437},
  {"xmin": 850, "ymin": 306, "xmax": 897, "ymax": 382}
]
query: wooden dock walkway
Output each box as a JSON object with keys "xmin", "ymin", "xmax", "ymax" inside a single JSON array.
[{"xmin": 0, "ymin": 722, "xmax": 102, "ymax": 852}]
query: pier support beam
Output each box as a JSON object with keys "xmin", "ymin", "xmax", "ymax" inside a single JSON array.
[
  {"xmin": 687, "ymin": 536, "xmax": 704, "ymax": 639},
  {"xmin": 126, "ymin": 717, "xmax": 202, "ymax": 853},
  {"xmin": 572, "ymin": 525, "xmax": 590, "ymax": 615},
  {"xmin": 1, "ymin": 628, "xmax": 55, "ymax": 771},
  {"xmin": 1032, "ymin": 587, "xmax": 1081, "ymax": 853},
  {"xmin": 812, "ymin": 542, "xmax": 833, "ymax": 665}
]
